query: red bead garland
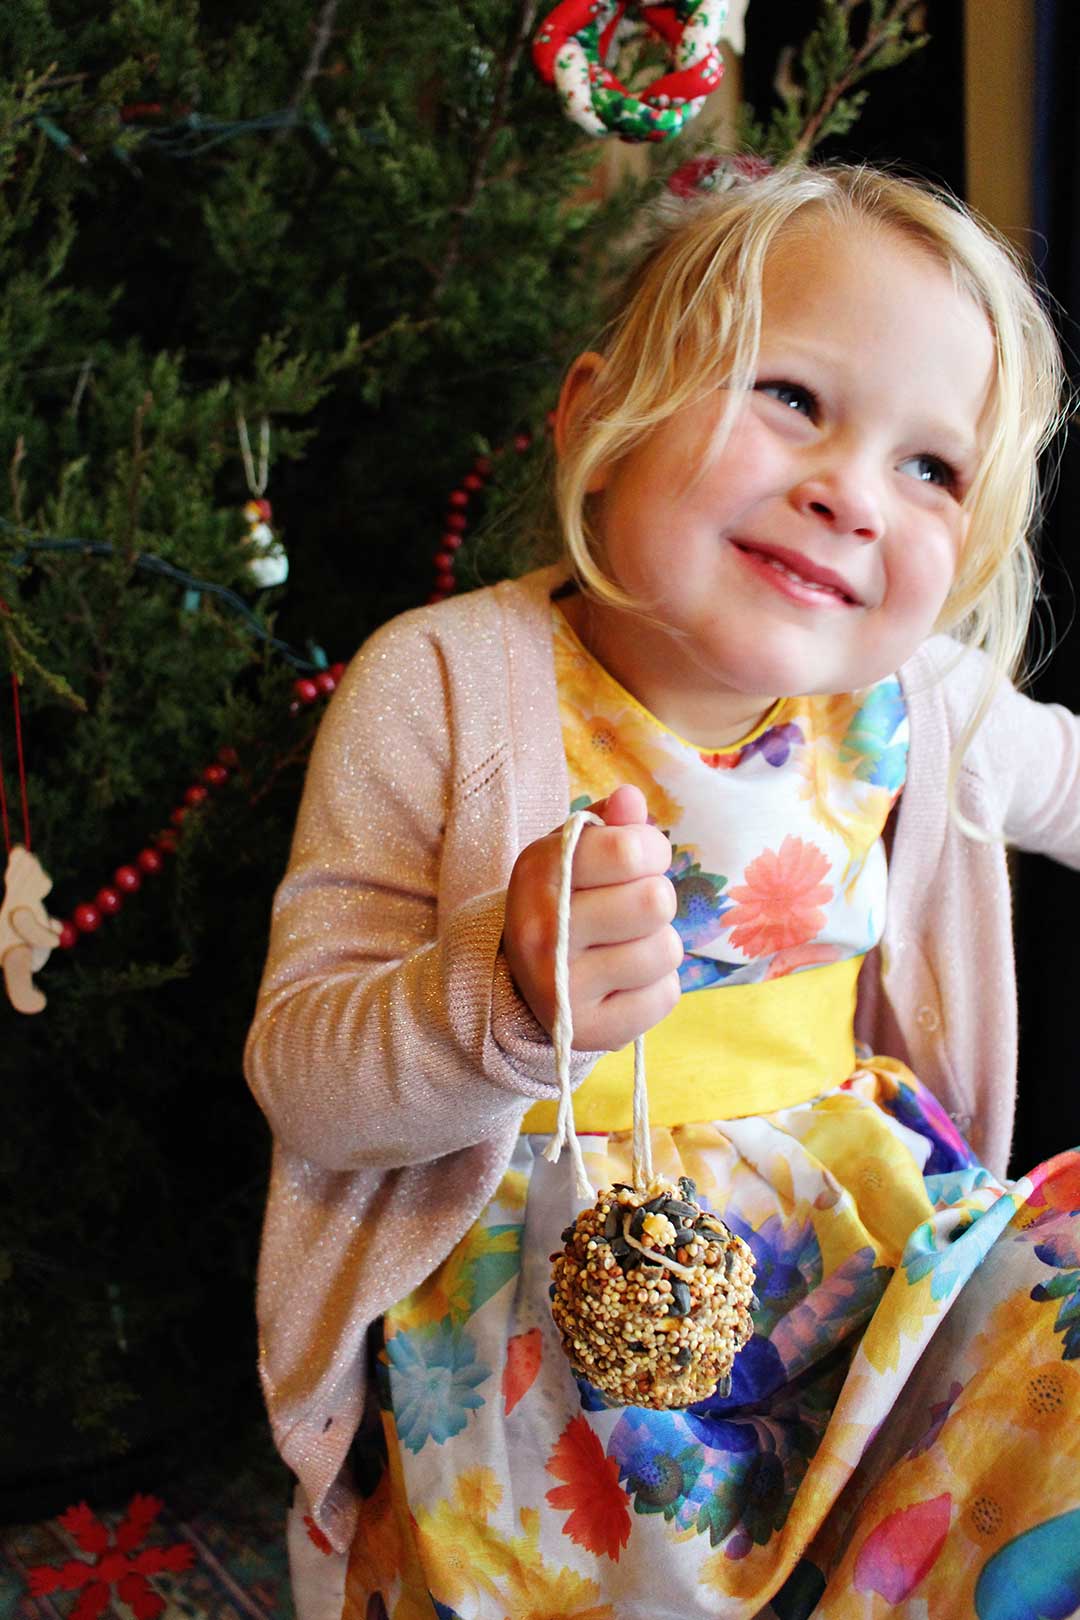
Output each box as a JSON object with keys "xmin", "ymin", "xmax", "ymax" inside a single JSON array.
[
  {"xmin": 57, "ymin": 676, "xmax": 344, "ymax": 950},
  {"xmin": 427, "ymin": 431, "xmax": 541, "ymax": 606},
  {"xmin": 291, "ymin": 661, "xmax": 346, "ymax": 713},
  {"xmin": 72, "ymin": 903, "xmax": 102, "ymax": 934}
]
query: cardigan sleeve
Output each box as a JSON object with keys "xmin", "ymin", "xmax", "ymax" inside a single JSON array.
[
  {"xmin": 243, "ymin": 611, "xmax": 590, "ymax": 1173},
  {"xmin": 974, "ymin": 667, "xmax": 1080, "ymax": 864}
]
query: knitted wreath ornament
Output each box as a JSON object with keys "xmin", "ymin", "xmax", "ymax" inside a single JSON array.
[
  {"xmin": 532, "ymin": 0, "xmax": 728, "ymax": 143},
  {"xmin": 545, "ymin": 812, "xmax": 757, "ymax": 1408}
]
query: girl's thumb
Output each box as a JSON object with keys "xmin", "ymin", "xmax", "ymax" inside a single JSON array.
[{"xmin": 594, "ymin": 784, "xmax": 649, "ymax": 826}]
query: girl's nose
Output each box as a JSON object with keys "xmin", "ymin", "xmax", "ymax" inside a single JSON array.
[{"xmin": 791, "ymin": 470, "xmax": 884, "ymax": 542}]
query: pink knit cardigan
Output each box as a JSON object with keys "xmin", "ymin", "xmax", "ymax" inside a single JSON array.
[{"xmin": 244, "ymin": 564, "xmax": 1080, "ymax": 1551}]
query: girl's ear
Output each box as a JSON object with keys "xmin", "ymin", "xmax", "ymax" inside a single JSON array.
[{"xmin": 554, "ymin": 352, "xmax": 609, "ymax": 492}]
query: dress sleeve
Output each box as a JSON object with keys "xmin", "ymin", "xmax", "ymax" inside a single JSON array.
[{"xmin": 243, "ymin": 614, "xmax": 591, "ymax": 1173}]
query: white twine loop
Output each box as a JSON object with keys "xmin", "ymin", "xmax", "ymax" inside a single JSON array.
[
  {"xmin": 236, "ymin": 411, "xmax": 270, "ymax": 497},
  {"xmin": 542, "ymin": 809, "xmax": 654, "ymax": 1201}
]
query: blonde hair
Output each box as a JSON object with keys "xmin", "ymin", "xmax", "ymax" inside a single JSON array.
[{"xmin": 556, "ymin": 163, "xmax": 1066, "ymax": 820}]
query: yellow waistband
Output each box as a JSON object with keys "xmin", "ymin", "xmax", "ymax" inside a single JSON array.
[{"xmin": 520, "ymin": 955, "xmax": 861, "ymax": 1134}]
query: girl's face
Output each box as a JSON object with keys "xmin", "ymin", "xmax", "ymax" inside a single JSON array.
[{"xmin": 563, "ymin": 215, "xmax": 996, "ymax": 747}]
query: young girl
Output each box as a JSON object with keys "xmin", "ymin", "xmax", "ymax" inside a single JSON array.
[{"xmin": 245, "ymin": 163, "xmax": 1080, "ymax": 1620}]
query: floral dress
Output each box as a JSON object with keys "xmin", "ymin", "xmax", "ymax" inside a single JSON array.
[{"xmin": 335, "ymin": 607, "xmax": 1080, "ymax": 1620}]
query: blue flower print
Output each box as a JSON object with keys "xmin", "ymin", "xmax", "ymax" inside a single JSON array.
[
  {"xmin": 723, "ymin": 1211, "xmax": 821, "ymax": 1335},
  {"xmin": 679, "ymin": 953, "xmax": 743, "ymax": 991},
  {"xmin": 573, "ymin": 1372, "xmax": 611, "ymax": 1411},
  {"xmin": 689, "ymin": 1423, "xmax": 807, "ymax": 1552},
  {"xmin": 668, "ymin": 844, "xmax": 731, "ymax": 943},
  {"xmin": 926, "ymin": 1165, "xmax": 997, "ymax": 1210},
  {"xmin": 1030, "ymin": 1227, "xmax": 1080, "ymax": 1360},
  {"xmin": 385, "ymin": 1320, "xmax": 491, "ymax": 1453},
  {"xmin": 838, "ymin": 679, "xmax": 908, "ymax": 792},
  {"xmin": 881, "ymin": 1075, "xmax": 978, "ymax": 1176},
  {"xmin": 664, "ymin": 842, "xmax": 738, "ymax": 991},
  {"xmin": 611, "ymin": 1406, "xmax": 761, "ymax": 1545},
  {"xmin": 689, "ymin": 1333, "xmax": 787, "ymax": 1413},
  {"xmin": 608, "ymin": 1408, "xmax": 710, "ymax": 1530},
  {"xmin": 973, "ymin": 1507, "xmax": 1080, "ymax": 1620},
  {"xmin": 902, "ymin": 1215, "xmax": 976, "ymax": 1301},
  {"xmin": 903, "ymin": 1183, "xmax": 1020, "ymax": 1302}
]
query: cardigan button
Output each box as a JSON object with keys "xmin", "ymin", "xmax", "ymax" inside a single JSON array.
[{"xmin": 915, "ymin": 1003, "xmax": 941, "ymax": 1033}]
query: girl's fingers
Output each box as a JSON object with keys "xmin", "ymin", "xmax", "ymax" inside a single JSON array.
[
  {"xmin": 570, "ymin": 873, "xmax": 678, "ymax": 949},
  {"xmin": 573, "ymin": 926, "xmax": 684, "ymax": 1002},
  {"xmin": 571, "ymin": 821, "xmax": 672, "ymax": 890},
  {"xmin": 571, "ymin": 971, "xmax": 683, "ymax": 1053}
]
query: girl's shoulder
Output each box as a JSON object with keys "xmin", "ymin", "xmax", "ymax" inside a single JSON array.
[
  {"xmin": 324, "ymin": 566, "xmax": 568, "ymax": 766},
  {"xmin": 900, "ymin": 633, "xmax": 1080, "ymax": 815},
  {"xmin": 900, "ymin": 633, "xmax": 995, "ymax": 715},
  {"xmin": 353, "ymin": 564, "xmax": 566, "ymax": 670},
  {"xmin": 899, "ymin": 632, "xmax": 1029, "ymax": 753}
]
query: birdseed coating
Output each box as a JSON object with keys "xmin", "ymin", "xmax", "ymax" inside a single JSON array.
[{"xmin": 550, "ymin": 1175, "xmax": 758, "ymax": 1409}]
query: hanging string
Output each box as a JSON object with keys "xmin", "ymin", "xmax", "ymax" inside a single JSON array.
[
  {"xmin": 0, "ymin": 600, "xmax": 32, "ymax": 857},
  {"xmin": 0, "ymin": 702, "xmax": 10, "ymax": 857},
  {"xmin": 11, "ymin": 676, "xmax": 30, "ymax": 854},
  {"xmin": 236, "ymin": 413, "xmax": 270, "ymax": 498},
  {"xmin": 543, "ymin": 808, "xmax": 652, "ymax": 1200},
  {"xmin": 632, "ymin": 1032, "xmax": 653, "ymax": 1185}
]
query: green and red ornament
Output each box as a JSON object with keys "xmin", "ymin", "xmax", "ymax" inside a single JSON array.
[{"xmin": 533, "ymin": 0, "xmax": 727, "ymax": 142}]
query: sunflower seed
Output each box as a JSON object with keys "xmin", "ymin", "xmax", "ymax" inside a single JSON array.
[{"xmin": 668, "ymin": 1281, "xmax": 691, "ymax": 1316}]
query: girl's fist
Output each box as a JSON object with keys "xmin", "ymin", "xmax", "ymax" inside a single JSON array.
[{"xmin": 503, "ymin": 784, "xmax": 682, "ymax": 1051}]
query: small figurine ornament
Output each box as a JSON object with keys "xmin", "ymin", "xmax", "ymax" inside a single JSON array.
[
  {"xmin": 0, "ymin": 844, "xmax": 62, "ymax": 1014},
  {"xmin": 243, "ymin": 496, "xmax": 288, "ymax": 589},
  {"xmin": 237, "ymin": 413, "xmax": 287, "ymax": 589},
  {"xmin": 545, "ymin": 812, "xmax": 757, "ymax": 1409}
]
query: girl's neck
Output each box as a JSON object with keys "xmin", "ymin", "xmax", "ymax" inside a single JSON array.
[{"xmin": 558, "ymin": 590, "xmax": 779, "ymax": 750}]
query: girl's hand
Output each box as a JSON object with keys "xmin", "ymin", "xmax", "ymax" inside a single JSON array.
[{"xmin": 503, "ymin": 784, "xmax": 682, "ymax": 1051}]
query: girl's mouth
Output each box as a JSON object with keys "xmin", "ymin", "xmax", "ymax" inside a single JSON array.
[{"xmin": 731, "ymin": 540, "xmax": 861, "ymax": 607}]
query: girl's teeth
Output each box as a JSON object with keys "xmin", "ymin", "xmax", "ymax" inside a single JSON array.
[{"xmin": 764, "ymin": 555, "xmax": 843, "ymax": 597}]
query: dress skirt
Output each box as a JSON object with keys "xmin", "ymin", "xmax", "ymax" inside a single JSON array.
[{"xmin": 317, "ymin": 1060, "xmax": 1080, "ymax": 1620}]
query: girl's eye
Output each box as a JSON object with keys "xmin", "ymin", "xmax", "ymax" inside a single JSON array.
[
  {"xmin": 899, "ymin": 452, "xmax": 959, "ymax": 491},
  {"xmin": 756, "ymin": 381, "xmax": 816, "ymax": 418}
]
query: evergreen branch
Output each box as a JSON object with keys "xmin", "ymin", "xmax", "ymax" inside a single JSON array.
[
  {"xmin": 432, "ymin": 0, "xmax": 541, "ymax": 301},
  {"xmin": 122, "ymin": 391, "xmax": 153, "ymax": 563},
  {"xmin": 0, "ymin": 529, "xmax": 321, "ymax": 671},
  {"xmin": 0, "ymin": 610, "xmax": 84, "ymax": 710},
  {"xmin": 788, "ymin": 0, "xmax": 927, "ymax": 162},
  {"xmin": 8, "ymin": 436, "xmax": 25, "ymax": 528},
  {"xmin": 274, "ymin": 0, "xmax": 342, "ymax": 146},
  {"xmin": 67, "ymin": 576, "xmax": 110, "ymax": 690}
]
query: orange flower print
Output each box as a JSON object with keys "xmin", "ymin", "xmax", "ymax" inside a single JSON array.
[
  {"xmin": 725, "ymin": 836, "xmax": 833, "ymax": 958},
  {"xmin": 545, "ymin": 1416, "xmax": 632, "ymax": 1562},
  {"xmin": 764, "ymin": 941, "xmax": 844, "ymax": 980}
]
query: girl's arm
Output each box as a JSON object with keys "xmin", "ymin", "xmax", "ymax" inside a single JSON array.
[
  {"xmin": 244, "ymin": 615, "xmax": 589, "ymax": 1174},
  {"xmin": 988, "ymin": 676, "xmax": 1080, "ymax": 861}
]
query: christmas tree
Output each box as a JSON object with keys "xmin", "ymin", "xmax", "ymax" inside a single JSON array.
[{"xmin": 0, "ymin": 0, "xmax": 931, "ymax": 1508}]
